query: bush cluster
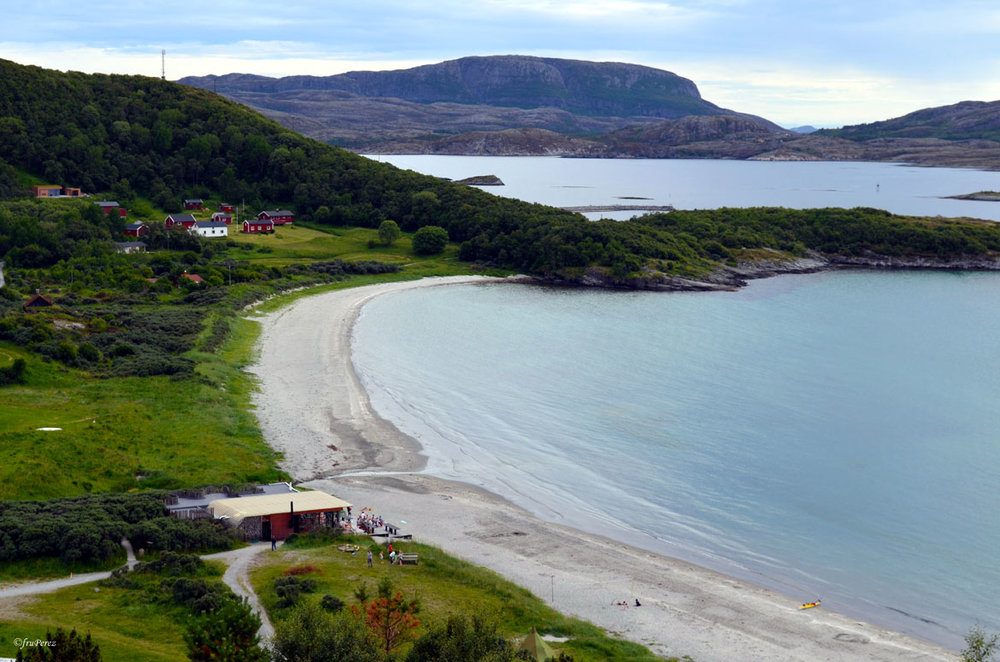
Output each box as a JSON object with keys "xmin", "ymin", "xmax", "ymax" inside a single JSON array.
[{"xmin": 0, "ymin": 493, "xmax": 236, "ymax": 566}]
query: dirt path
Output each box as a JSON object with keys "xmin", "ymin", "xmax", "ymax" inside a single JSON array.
[
  {"xmin": 0, "ymin": 539, "xmax": 275, "ymax": 642},
  {"xmin": 202, "ymin": 542, "xmax": 275, "ymax": 641}
]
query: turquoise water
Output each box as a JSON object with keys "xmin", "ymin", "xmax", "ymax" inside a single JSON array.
[{"xmin": 352, "ymin": 271, "xmax": 1000, "ymax": 650}]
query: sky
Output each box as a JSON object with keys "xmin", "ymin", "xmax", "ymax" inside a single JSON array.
[{"xmin": 2, "ymin": 0, "xmax": 999, "ymax": 128}]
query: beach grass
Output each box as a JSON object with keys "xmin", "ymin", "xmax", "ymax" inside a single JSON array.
[{"xmin": 254, "ymin": 534, "xmax": 667, "ymax": 662}]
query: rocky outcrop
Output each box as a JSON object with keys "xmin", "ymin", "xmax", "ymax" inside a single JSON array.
[
  {"xmin": 531, "ymin": 251, "xmax": 1000, "ymax": 292},
  {"xmin": 455, "ymin": 175, "xmax": 505, "ymax": 186}
]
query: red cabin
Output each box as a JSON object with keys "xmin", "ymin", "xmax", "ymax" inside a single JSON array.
[
  {"xmin": 242, "ymin": 219, "xmax": 274, "ymax": 233},
  {"xmin": 183, "ymin": 199, "xmax": 203, "ymax": 210},
  {"xmin": 165, "ymin": 214, "xmax": 198, "ymax": 229},
  {"xmin": 124, "ymin": 222, "xmax": 149, "ymax": 237},
  {"xmin": 257, "ymin": 210, "xmax": 294, "ymax": 225}
]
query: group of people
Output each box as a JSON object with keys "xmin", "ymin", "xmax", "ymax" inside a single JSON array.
[
  {"xmin": 366, "ymin": 542, "xmax": 404, "ymax": 567},
  {"xmin": 355, "ymin": 509, "xmax": 385, "ymax": 534},
  {"xmin": 614, "ymin": 598, "xmax": 641, "ymax": 609}
]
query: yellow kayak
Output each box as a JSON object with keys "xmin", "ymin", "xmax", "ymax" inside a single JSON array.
[{"xmin": 799, "ymin": 600, "xmax": 821, "ymax": 609}]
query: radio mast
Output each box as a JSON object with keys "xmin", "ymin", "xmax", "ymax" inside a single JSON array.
[{"xmin": 161, "ymin": 50, "xmax": 166, "ymax": 80}]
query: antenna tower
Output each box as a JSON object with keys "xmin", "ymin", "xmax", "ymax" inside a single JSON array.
[{"xmin": 161, "ymin": 50, "xmax": 166, "ymax": 80}]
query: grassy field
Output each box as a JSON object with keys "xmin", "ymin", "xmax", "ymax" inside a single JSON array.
[
  {"xmin": 221, "ymin": 222, "xmax": 468, "ymax": 271},
  {"xmin": 0, "ymin": 332, "xmax": 284, "ymax": 500}
]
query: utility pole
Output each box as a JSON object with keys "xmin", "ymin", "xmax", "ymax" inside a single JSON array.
[{"xmin": 161, "ymin": 50, "xmax": 166, "ymax": 80}]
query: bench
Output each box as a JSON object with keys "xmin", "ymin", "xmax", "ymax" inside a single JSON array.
[{"xmin": 398, "ymin": 553, "xmax": 419, "ymax": 565}]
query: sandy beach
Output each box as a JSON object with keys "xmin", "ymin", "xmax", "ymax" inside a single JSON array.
[{"xmin": 248, "ymin": 276, "xmax": 958, "ymax": 662}]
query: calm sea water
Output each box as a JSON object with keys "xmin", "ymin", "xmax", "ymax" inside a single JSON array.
[
  {"xmin": 350, "ymin": 158, "xmax": 1000, "ymax": 650},
  {"xmin": 353, "ymin": 274, "xmax": 1000, "ymax": 650},
  {"xmin": 372, "ymin": 155, "xmax": 1000, "ymax": 221}
]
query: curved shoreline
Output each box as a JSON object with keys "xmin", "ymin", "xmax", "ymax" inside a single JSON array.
[{"xmin": 247, "ymin": 275, "xmax": 957, "ymax": 662}]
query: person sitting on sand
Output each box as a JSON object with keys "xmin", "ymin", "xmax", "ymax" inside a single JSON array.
[{"xmin": 635, "ymin": 598, "xmax": 641, "ymax": 607}]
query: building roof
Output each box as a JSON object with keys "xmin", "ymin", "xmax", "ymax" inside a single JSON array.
[
  {"xmin": 209, "ymin": 491, "xmax": 351, "ymax": 526},
  {"xmin": 95, "ymin": 200, "xmax": 120, "ymax": 207},
  {"xmin": 125, "ymin": 222, "xmax": 146, "ymax": 230},
  {"xmin": 184, "ymin": 198, "xmax": 203, "ymax": 203},
  {"xmin": 166, "ymin": 214, "xmax": 197, "ymax": 224},
  {"xmin": 260, "ymin": 210, "xmax": 294, "ymax": 216},
  {"xmin": 197, "ymin": 221, "xmax": 228, "ymax": 229},
  {"xmin": 23, "ymin": 293, "xmax": 53, "ymax": 308}
]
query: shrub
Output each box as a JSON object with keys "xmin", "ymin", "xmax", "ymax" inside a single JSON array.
[
  {"xmin": 412, "ymin": 225, "xmax": 449, "ymax": 255},
  {"xmin": 321, "ymin": 594, "xmax": 345, "ymax": 612}
]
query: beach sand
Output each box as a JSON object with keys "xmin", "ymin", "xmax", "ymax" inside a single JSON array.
[{"xmin": 248, "ymin": 276, "xmax": 957, "ymax": 662}]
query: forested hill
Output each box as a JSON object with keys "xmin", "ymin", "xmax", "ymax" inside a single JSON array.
[
  {"xmin": 0, "ymin": 57, "xmax": 561, "ymax": 230},
  {"xmin": 5, "ymin": 58, "xmax": 1000, "ymax": 289}
]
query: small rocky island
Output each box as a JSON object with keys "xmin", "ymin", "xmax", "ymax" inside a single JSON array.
[
  {"xmin": 945, "ymin": 191, "xmax": 1000, "ymax": 201},
  {"xmin": 455, "ymin": 175, "xmax": 505, "ymax": 186}
]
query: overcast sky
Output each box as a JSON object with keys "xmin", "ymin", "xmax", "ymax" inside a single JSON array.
[{"xmin": 2, "ymin": 0, "xmax": 998, "ymax": 128}]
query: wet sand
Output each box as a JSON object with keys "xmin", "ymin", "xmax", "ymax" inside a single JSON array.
[{"xmin": 247, "ymin": 276, "xmax": 957, "ymax": 662}]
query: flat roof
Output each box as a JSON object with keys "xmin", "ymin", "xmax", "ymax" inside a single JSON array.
[{"xmin": 209, "ymin": 491, "xmax": 351, "ymax": 526}]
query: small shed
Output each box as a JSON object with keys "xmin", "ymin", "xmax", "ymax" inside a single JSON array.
[
  {"xmin": 209, "ymin": 491, "xmax": 352, "ymax": 541},
  {"xmin": 183, "ymin": 199, "xmax": 204, "ymax": 210},
  {"xmin": 219, "ymin": 203, "xmax": 234, "ymax": 212},
  {"xmin": 23, "ymin": 293, "xmax": 54, "ymax": 311}
]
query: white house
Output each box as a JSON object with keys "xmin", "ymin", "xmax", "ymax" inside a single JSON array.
[{"xmin": 191, "ymin": 221, "xmax": 229, "ymax": 238}]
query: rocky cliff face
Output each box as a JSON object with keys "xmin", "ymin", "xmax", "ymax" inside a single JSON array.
[{"xmin": 183, "ymin": 55, "xmax": 718, "ymax": 119}]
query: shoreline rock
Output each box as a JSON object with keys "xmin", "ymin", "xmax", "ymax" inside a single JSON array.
[{"xmin": 528, "ymin": 252, "xmax": 1000, "ymax": 291}]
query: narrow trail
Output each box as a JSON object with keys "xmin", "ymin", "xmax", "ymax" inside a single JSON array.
[{"xmin": 0, "ymin": 539, "xmax": 275, "ymax": 642}]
